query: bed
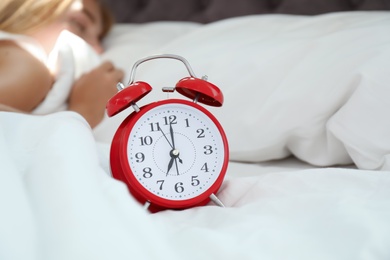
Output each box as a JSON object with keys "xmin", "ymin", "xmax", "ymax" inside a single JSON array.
[{"xmin": 1, "ymin": 0, "xmax": 390, "ymax": 259}]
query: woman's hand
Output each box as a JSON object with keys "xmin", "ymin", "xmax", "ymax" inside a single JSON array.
[{"xmin": 68, "ymin": 61, "xmax": 124, "ymax": 128}]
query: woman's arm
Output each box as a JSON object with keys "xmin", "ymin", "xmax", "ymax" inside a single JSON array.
[
  {"xmin": 68, "ymin": 61, "xmax": 123, "ymax": 128},
  {"xmin": 0, "ymin": 41, "xmax": 53, "ymax": 112},
  {"xmin": 0, "ymin": 41, "xmax": 123, "ymax": 128}
]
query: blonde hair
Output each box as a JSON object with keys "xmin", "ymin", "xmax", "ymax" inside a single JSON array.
[{"xmin": 0, "ymin": 0, "xmax": 74, "ymax": 34}]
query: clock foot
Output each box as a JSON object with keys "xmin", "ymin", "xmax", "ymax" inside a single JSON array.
[
  {"xmin": 143, "ymin": 201, "xmax": 151, "ymax": 211},
  {"xmin": 210, "ymin": 193, "xmax": 225, "ymax": 208}
]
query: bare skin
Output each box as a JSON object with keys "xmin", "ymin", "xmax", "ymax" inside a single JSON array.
[
  {"xmin": 68, "ymin": 61, "xmax": 123, "ymax": 128},
  {"xmin": 66, "ymin": 0, "xmax": 105, "ymax": 53},
  {"xmin": 0, "ymin": 41, "xmax": 52, "ymax": 112},
  {"xmin": 0, "ymin": 0, "xmax": 123, "ymax": 128},
  {"xmin": 0, "ymin": 40, "xmax": 123, "ymax": 128}
]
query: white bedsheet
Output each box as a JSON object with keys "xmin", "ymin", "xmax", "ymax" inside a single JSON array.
[{"xmin": 1, "ymin": 111, "xmax": 390, "ymax": 260}]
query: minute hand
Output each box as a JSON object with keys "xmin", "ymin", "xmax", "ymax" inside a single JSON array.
[
  {"xmin": 170, "ymin": 123, "xmax": 176, "ymax": 148},
  {"xmin": 169, "ymin": 123, "xmax": 182, "ymax": 164}
]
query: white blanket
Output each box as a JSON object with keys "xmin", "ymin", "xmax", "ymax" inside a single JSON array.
[
  {"xmin": 33, "ymin": 30, "xmax": 101, "ymax": 114},
  {"xmin": 1, "ymin": 11, "xmax": 390, "ymax": 260},
  {"xmin": 1, "ymin": 111, "xmax": 390, "ymax": 260}
]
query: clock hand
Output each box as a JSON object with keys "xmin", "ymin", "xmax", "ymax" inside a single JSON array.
[
  {"xmin": 170, "ymin": 123, "xmax": 176, "ymax": 148},
  {"xmin": 158, "ymin": 125, "xmax": 184, "ymax": 170},
  {"xmin": 159, "ymin": 127, "xmax": 173, "ymax": 148},
  {"xmin": 169, "ymin": 123, "xmax": 183, "ymax": 164},
  {"xmin": 174, "ymin": 157, "xmax": 180, "ymax": 176},
  {"xmin": 166, "ymin": 157, "xmax": 174, "ymax": 176},
  {"xmin": 160, "ymin": 125, "xmax": 183, "ymax": 164},
  {"xmin": 167, "ymin": 149, "xmax": 181, "ymax": 176}
]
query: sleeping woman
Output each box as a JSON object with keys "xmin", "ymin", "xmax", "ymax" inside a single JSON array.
[{"xmin": 0, "ymin": 0, "xmax": 124, "ymax": 128}]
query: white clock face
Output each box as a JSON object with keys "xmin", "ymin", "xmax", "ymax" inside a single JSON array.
[{"xmin": 126, "ymin": 102, "xmax": 226, "ymax": 201}]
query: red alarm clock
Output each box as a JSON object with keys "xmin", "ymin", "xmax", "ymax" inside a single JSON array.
[{"xmin": 107, "ymin": 54, "xmax": 228, "ymax": 212}]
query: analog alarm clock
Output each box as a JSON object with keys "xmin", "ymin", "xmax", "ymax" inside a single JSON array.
[{"xmin": 106, "ymin": 54, "xmax": 229, "ymax": 212}]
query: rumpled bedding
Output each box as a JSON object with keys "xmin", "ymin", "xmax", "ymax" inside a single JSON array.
[
  {"xmin": 1, "ymin": 11, "xmax": 390, "ymax": 260},
  {"xmin": 97, "ymin": 11, "xmax": 390, "ymax": 171},
  {"xmin": 1, "ymin": 111, "xmax": 390, "ymax": 260},
  {"xmin": 33, "ymin": 31, "xmax": 101, "ymax": 114}
]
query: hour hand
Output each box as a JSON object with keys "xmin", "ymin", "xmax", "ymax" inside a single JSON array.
[{"xmin": 166, "ymin": 157, "xmax": 174, "ymax": 176}]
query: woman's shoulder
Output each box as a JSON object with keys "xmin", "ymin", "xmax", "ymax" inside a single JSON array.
[
  {"xmin": 0, "ymin": 32, "xmax": 50, "ymax": 87},
  {"xmin": 0, "ymin": 39, "xmax": 52, "ymax": 85},
  {"xmin": 0, "ymin": 40, "xmax": 53, "ymax": 112},
  {"xmin": 0, "ymin": 40, "xmax": 43, "ymax": 69},
  {"xmin": 0, "ymin": 30, "xmax": 47, "ymax": 62}
]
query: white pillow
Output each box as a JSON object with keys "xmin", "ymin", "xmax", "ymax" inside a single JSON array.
[
  {"xmin": 101, "ymin": 21, "xmax": 201, "ymax": 80},
  {"xmin": 327, "ymin": 51, "xmax": 390, "ymax": 170},
  {"xmin": 96, "ymin": 12, "xmax": 390, "ymax": 171}
]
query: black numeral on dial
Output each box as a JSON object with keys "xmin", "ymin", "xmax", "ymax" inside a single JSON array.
[{"xmin": 139, "ymin": 136, "xmax": 153, "ymax": 146}]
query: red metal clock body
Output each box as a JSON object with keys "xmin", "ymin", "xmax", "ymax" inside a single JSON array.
[{"xmin": 107, "ymin": 55, "xmax": 229, "ymax": 211}]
